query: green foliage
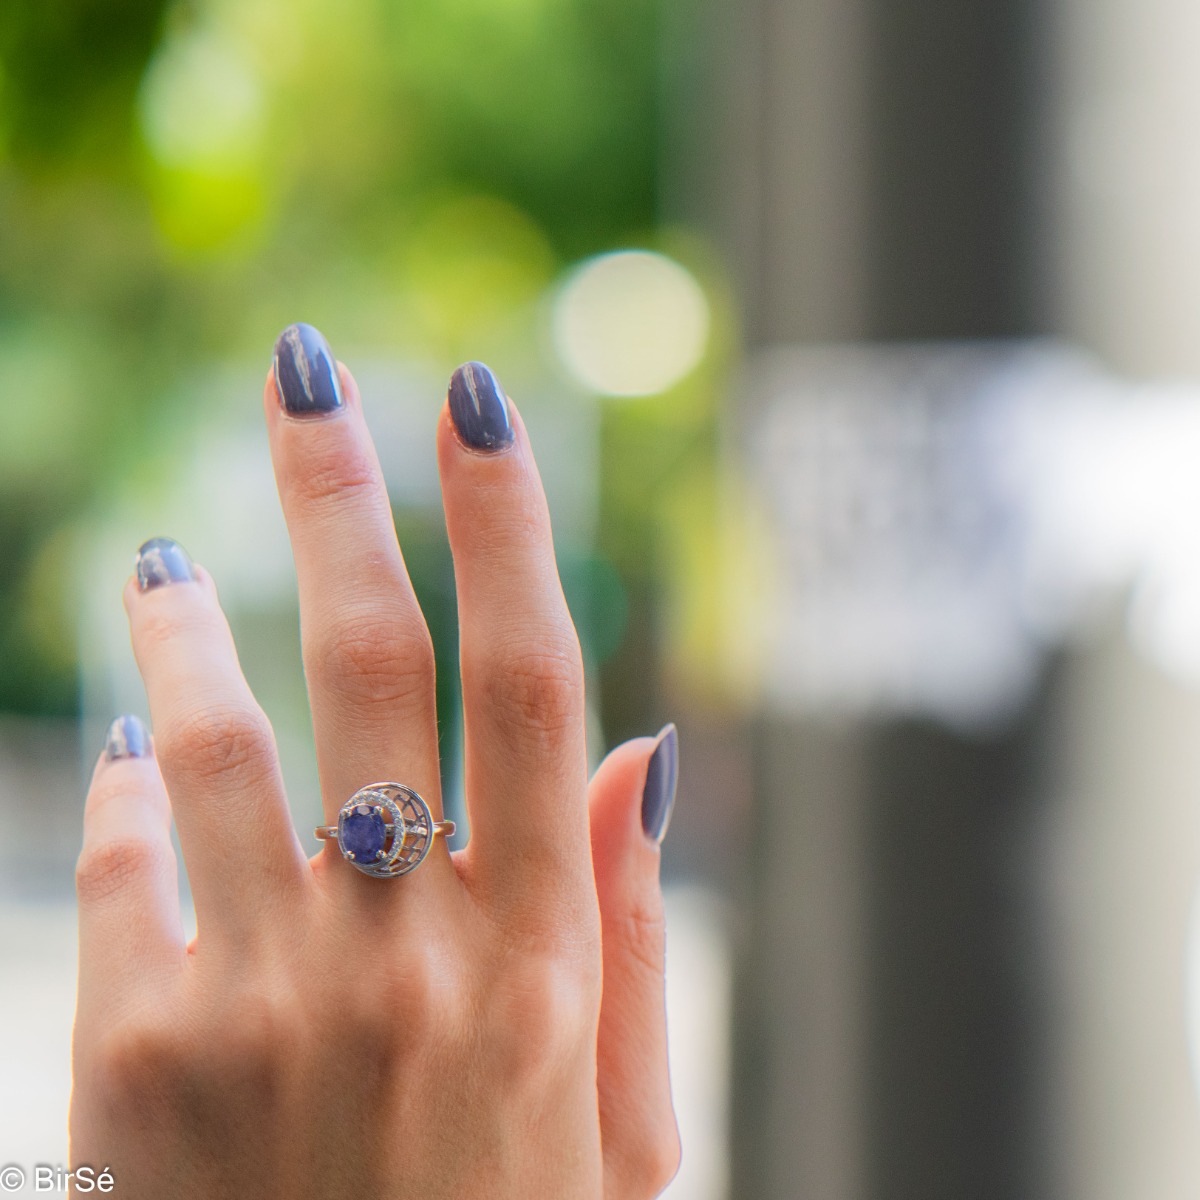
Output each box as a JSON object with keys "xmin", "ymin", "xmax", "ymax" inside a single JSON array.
[
  {"xmin": 0, "ymin": 0, "xmax": 687, "ymax": 717},
  {"xmin": 0, "ymin": 0, "xmax": 168, "ymax": 162}
]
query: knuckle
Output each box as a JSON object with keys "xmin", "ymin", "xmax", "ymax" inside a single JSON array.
[
  {"xmin": 91, "ymin": 1022, "xmax": 185, "ymax": 1104},
  {"xmin": 307, "ymin": 608, "xmax": 435, "ymax": 712},
  {"xmin": 289, "ymin": 445, "xmax": 380, "ymax": 512},
  {"xmin": 76, "ymin": 838, "xmax": 165, "ymax": 905},
  {"xmin": 480, "ymin": 635, "xmax": 584, "ymax": 743},
  {"xmin": 158, "ymin": 702, "xmax": 276, "ymax": 788},
  {"xmin": 136, "ymin": 605, "xmax": 208, "ymax": 655},
  {"xmin": 615, "ymin": 898, "xmax": 667, "ymax": 979},
  {"xmin": 339, "ymin": 996, "xmax": 410, "ymax": 1062},
  {"xmin": 93, "ymin": 994, "xmax": 295, "ymax": 1115},
  {"xmin": 382, "ymin": 943, "xmax": 459, "ymax": 1022},
  {"xmin": 488, "ymin": 958, "xmax": 596, "ymax": 1077},
  {"xmin": 326, "ymin": 950, "xmax": 461, "ymax": 1068},
  {"xmin": 369, "ymin": 970, "xmax": 442, "ymax": 1053},
  {"xmin": 474, "ymin": 493, "xmax": 547, "ymax": 558},
  {"xmin": 209, "ymin": 992, "xmax": 293, "ymax": 1087},
  {"xmin": 85, "ymin": 778, "xmax": 137, "ymax": 820}
]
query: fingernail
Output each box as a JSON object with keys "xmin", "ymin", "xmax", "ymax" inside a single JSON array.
[
  {"xmin": 448, "ymin": 361, "xmax": 514, "ymax": 451},
  {"xmin": 104, "ymin": 714, "xmax": 151, "ymax": 761},
  {"xmin": 273, "ymin": 322, "xmax": 345, "ymax": 417},
  {"xmin": 136, "ymin": 537, "xmax": 195, "ymax": 591},
  {"xmin": 641, "ymin": 723, "xmax": 679, "ymax": 844}
]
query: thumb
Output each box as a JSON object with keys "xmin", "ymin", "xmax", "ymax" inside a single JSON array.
[{"xmin": 590, "ymin": 724, "xmax": 681, "ymax": 1199}]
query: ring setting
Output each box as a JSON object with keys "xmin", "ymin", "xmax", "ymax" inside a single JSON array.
[{"xmin": 315, "ymin": 782, "xmax": 455, "ymax": 878}]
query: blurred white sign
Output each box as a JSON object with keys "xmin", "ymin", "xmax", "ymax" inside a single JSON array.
[{"xmin": 742, "ymin": 341, "xmax": 1200, "ymax": 728}]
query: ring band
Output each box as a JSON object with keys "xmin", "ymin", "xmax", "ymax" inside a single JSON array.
[{"xmin": 316, "ymin": 782, "xmax": 455, "ymax": 878}]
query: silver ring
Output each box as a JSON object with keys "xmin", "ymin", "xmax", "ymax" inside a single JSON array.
[{"xmin": 315, "ymin": 782, "xmax": 455, "ymax": 878}]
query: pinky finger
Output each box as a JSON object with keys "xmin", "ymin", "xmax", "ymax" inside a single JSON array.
[
  {"xmin": 590, "ymin": 727, "xmax": 682, "ymax": 1198},
  {"xmin": 76, "ymin": 715, "xmax": 185, "ymax": 1015}
]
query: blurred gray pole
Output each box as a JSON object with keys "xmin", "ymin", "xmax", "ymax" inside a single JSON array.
[
  {"xmin": 684, "ymin": 0, "xmax": 1040, "ymax": 349},
  {"xmin": 676, "ymin": 0, "xmax": 1047, "ymax": 1197},
  {"xmin": 670, "ymin": 5, "xmax": 875, "ymax": 1195},
  {"xmin": 1039, "ymin": 0, "xmax": 1200, "ymax": 1194}
]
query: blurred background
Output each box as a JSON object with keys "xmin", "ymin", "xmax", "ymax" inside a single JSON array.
[{"xmin": 5, "ymin": 0, "xmax": 1200, "ymax": 1196}]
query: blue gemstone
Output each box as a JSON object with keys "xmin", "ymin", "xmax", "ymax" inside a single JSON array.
[{"xmin": 341, "ymin": 804, "xmax": 386, "ymax": 862}]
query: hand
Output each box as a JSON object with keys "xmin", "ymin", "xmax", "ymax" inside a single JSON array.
[{"xmin": 69, "ymin": 326, "xmax": 681, "ymax": 1198}]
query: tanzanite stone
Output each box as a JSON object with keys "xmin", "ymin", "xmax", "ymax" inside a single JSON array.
[{"xmin": 341, "ymin": 803, "xmax": 386, "ymax": 862}]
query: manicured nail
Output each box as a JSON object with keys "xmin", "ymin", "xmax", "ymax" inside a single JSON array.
[
  {"xmin": 448, "ymin": 361, "xmax": 514, "ymax": 451},
  {"xmin": 641, "ymin": 723, "xmax": 679, "ymax": 844},
  {"xmin": 104, "ymin": 714, "xmax": 151, "ymax": 761},
  {"xmin": 273, "ymin": 322, "xmax": 345, "ymax": 417},
  {"xmin": 136, "ymin": 537, "xmax": 195, "ymax": 591}
]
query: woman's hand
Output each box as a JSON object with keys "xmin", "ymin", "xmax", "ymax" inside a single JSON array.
[{"xmin": 69, "ymin": 326, "xmax": 680, "ymax": 1198}]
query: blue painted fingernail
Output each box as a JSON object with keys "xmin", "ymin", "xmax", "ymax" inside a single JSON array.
[
  {"xmin": 104, "ymin": 714, "xmax": 151, "ymax": 761},
  {"xmin": 641, "ymin": 723, "xmax": 678, "ymax": 844},
  {"xmin": 448, "ymin": 361, "xmax": 514, "ymax": 451},
  {"xmin": 273, "ymin": 322, "xmax": 345, "ymax": 417},
  {"xmin": 136, "ymin": 537, "xmax": 195, "ymax": 591}
]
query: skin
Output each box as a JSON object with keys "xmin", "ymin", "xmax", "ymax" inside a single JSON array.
[{"xmin": 69, "ymin": 363, "xmax": 680, "ymax": 1198}]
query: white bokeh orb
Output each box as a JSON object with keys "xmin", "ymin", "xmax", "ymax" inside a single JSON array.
[{"xmin": 552, "ymin": 250, "xmax": 710, "ymax": 397}]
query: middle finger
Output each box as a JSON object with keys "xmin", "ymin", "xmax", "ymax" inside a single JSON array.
[{"xmin": 264, "ymin": 324, "xmax": 444, "ymax": 844}]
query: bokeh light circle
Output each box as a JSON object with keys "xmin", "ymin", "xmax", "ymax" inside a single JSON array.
[
  {"xmin": 552, "ymin": 250, "xmax": 710, "ymax": 396},
  {"xmin": 138, "ymin": 31, "xmax": 263, "ymax": 170}
]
